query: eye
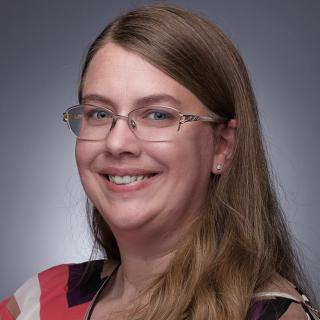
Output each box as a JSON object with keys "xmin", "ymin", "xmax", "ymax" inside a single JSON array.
[
  {"xmin": 145, "ymin": 108, "xmax": 173, "ymax": 120},
  {"xmin": 92, "ymin": 110, "xmax": 109, "ymax": 119},
  {"xmin": 131, "ymin": 106, "xmax": 178, "ymax": 128},
  {"xmin": 84, "ymin": 107, "xmax": 113, "ymax": 120}
]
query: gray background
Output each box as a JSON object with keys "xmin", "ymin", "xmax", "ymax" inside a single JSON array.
[{"xmin": 0, "ymin": 0, "xmax": 319, "ymax": 300}]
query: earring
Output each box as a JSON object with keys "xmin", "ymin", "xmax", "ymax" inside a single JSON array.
[{"xmin": 216, "ymin": 164, "xmax": 223, "ymax": 171}]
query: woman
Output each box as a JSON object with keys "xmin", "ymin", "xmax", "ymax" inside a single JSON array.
[{"xmin": 0, "ymin": 5, "xmax": 319, "ymax": 320}]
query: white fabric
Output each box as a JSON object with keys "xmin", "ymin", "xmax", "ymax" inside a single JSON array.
[
  {"xmin": 14, "ymin": 275, "xmax": 41, "ymax": 320},
  {"xmin": 253, "ymin": 291, "xmax": 302, "ymax": 302}
]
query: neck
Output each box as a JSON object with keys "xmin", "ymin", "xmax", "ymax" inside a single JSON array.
[
  {"xmin": 104, "ymin": 212, "xmax": 199, "ymax": 304},
  {"xmin": 106, "ymin": 222, "xmax": 191, "ymax": 303},
  {"xmin": 118, "ymin": 249, "xmax": 175, "ymax": 298}
]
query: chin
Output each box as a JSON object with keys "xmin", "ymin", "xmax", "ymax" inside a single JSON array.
[{"xmin": 99, "ymin": 205, "xmax": 157, "ymax": 232}]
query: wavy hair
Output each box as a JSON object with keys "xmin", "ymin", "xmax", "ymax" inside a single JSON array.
[{"xmin": 79, "ymin": 5, "xmax": 314, "ymax": 319}]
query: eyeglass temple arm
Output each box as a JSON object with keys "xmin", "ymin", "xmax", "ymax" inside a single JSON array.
[
  {"xmin": 179, "ymin": 114, "xmax": 228, "ymax": 124},
  {"xmin": 178, "ymin": 114, "xmax": 229, "ymax": 131}
]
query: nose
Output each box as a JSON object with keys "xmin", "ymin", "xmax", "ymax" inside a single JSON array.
[{"xmin": 103, "ymin": 114, "xmax": 141, "ymax": 158}]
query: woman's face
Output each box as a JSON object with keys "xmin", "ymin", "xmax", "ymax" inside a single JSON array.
[{"xmin": 76, "ymin": 43, "xmax": 219, "ymax": 239}]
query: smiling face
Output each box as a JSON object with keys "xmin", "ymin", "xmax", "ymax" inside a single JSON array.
[{"xmin": 76, "ymin": 42, "xmax": 219, "ymax": 241}]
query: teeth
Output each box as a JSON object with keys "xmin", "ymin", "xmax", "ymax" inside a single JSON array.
[{"xmin": 108, "ymin": 175, "xmax": 146, "ymax": 185}]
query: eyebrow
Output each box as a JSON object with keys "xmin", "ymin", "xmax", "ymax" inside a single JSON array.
[{"xmin": 81, "ymin": 93, "xmax": 182, "ymax": 108}]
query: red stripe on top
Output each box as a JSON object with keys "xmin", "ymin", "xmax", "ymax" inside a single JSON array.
[
  {"xmin": 38, "ymin": 264, "xmax": 90, "ymax": 320},
  {"xmin": 0, "ymin": 298, "xmax": 15, "ymax": 320}
]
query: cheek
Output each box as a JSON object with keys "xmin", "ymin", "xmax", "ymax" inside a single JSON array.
[
  {"xmin": 179, "ymin": 126, "xmax": 215, "ymax": 168},
  {"xmin": 183, "ymin": 129, "xmax": 215, "ymax": 191},
  {"xmin": 75, "ymin": 140, "xmax": 107, "ymax": 209},
  {"xmin": 75, "ymin": 140, "xmax": 97, "ymax": 184},
  {"xmin": 148, "ymin": 126, "xmax": 215, "ymax": 181},
  {"xmin": 75, "ymin": 140, "xmax": 86, "ymax": 172}
]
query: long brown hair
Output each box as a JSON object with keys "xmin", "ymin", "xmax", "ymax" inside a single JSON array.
[{"xmin": 79, "ymin": 5, "xmax": 314, "ymax": 319}]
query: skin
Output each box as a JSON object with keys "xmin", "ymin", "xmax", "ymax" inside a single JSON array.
[
  {"xmin": 75, "ymin": 43, "xmax": 236, "ymax": 318},
  {"xmin": 257, "ymin": 274, "xmax": 313, "ymax": 320},
  {"xmin": 72, "ymin": 42, "xmax": 308, "ymax": 320}
]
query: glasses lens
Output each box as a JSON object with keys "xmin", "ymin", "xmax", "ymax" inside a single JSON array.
[
  {"xmin": 130, "ymin": 106, "xmax": 180, "ymax": 141},
  {"xmin": 67, "ymin": 105, "xmax": 113, "ymax": 140}
]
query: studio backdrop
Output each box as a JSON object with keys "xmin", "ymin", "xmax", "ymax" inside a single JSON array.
[{"xmin": 0, "ymin": 0, "xmax": 319, "ymax": 299}]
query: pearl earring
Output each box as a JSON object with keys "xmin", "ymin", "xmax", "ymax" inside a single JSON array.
[{"xmin": 216, "ymin": 164, "xmax": 223, "ymax": 170}]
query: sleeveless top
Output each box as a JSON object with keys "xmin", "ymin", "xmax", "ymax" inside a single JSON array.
[{"xmin": 0, "ymin": 260, "xmax": 319, "ymax": 320}]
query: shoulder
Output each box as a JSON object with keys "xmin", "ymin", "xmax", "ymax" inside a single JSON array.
[
  {"xmin": 0, "ymin": 260, "xmax": 113, "ymax": 320},
  {"xmin": 247, "ymin": 273, "xmax": 319, "ymax": 320},
  {"xmin": 0, "ymin": 264, "xmax": 71, "ymax": 320},
  {"xmin": 247, "ymin": 296, "xmax": 310, "ymax": 320}
]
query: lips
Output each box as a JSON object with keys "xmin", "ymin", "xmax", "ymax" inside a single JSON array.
[
  {"xmin": 107, "ymin": 174, "xmax": 156, "ymax": 185},
  {"xmin": 99, "ymin": 167, "xmax": 161, "ymax": 191}
]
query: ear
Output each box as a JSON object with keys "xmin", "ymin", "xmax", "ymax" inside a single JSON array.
[{"xmin": 211, "ymin": 119, "xmax": 237, "ymax": 174}]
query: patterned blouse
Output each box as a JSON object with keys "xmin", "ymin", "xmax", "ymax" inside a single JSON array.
[{"xmin": 0, "ymin": 260, "xmax": 319, "ymax": 320}]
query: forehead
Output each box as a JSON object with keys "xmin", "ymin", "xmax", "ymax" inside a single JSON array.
[{"xmin": 82, "ymin": 43, "xmax": 207, "ymax": 114}]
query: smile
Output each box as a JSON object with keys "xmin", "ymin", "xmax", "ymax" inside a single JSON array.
[
  {"xmin": 107, "ymin": 175, "xmax": 153, "ymax": 185},
  {"xmin": 99, "ymin": 168, "xmax": 161, "ymax": 192}
]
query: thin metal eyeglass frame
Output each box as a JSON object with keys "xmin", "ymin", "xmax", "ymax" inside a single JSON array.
[{"xmin": 62, "ymin": 104, "xmax": 229, "ymax": 141}]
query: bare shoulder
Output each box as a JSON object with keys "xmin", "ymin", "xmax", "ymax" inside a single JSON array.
[
  {"xmin": 279, "ymin": 303, "xmax": 308, "ymax": 320},
  {"xmin": 257, "ymin": 272, "xmax": 302, "ymax": 299},
  {"xmin": 255, "ymin": 273, "xmax": 310, "ymax": 320}
]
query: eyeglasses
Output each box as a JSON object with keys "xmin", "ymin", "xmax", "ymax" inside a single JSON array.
[{"xmin": 63, "ymin": 104, "xmax": 228, "ymax": 142}]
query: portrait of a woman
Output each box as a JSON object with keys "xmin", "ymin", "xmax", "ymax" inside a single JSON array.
[{"xmin": 0, "ymin": 4, "xmax": 319, "ymax": 320}]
